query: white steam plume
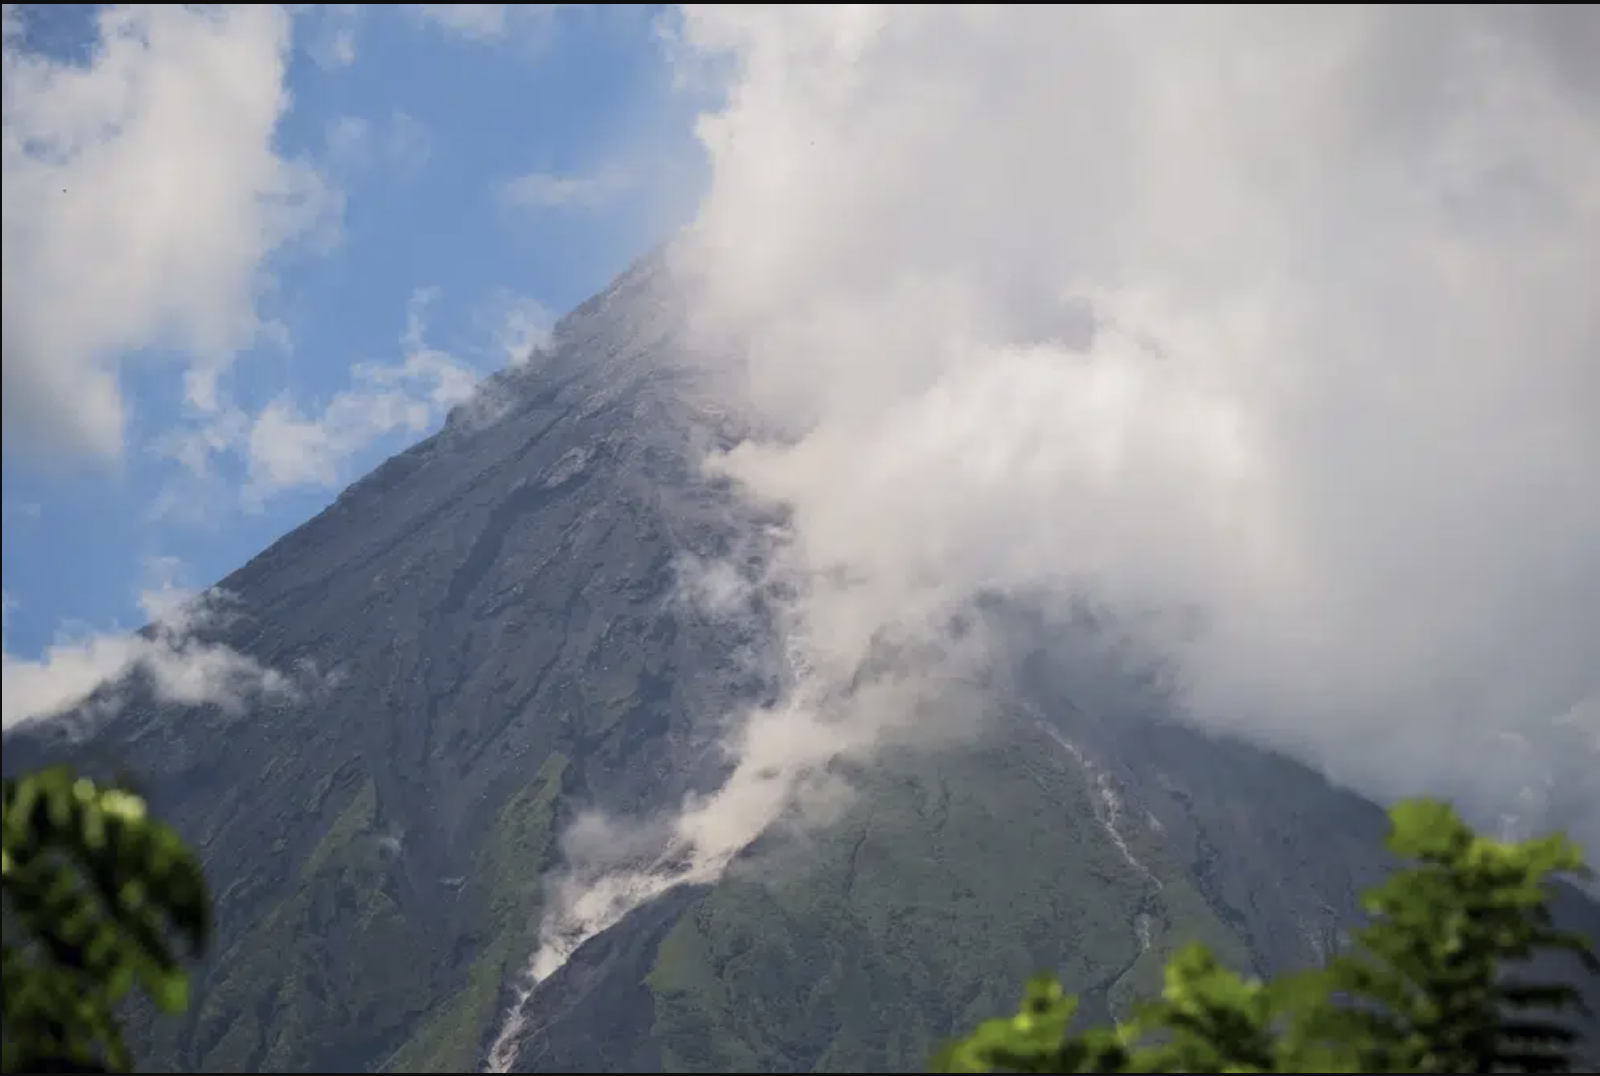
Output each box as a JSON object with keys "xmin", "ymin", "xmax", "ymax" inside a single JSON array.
[
  {"xmin": 485, "ymin": 546, "xmax": 995, "ymax": 1071},
  {"xmin": 671, "ymin": 1, "xmax": 1600, "ymax": 847},
  {"xmin": 487, "ymin": 7, "xmax": 1600, "ymax": 1064}
]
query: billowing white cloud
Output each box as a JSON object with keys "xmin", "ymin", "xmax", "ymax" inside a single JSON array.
[
  {"xmin": 492, "ymin": 11, "xmax": 1600, "ymax": 1014},
  {"xmin": 1, "ymin": 557, "xmax": 301, "ymax": 731},
  {"xmin": 663, "ymin": 3, "xmax": 1600, "ymax": 849},
  {"xmin": 1, "ymin": 4, "xmax": 337, "ymax": 464}
]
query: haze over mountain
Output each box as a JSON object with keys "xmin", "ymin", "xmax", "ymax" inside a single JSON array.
[
  {"xmin": 5, "ymin": 246, "xmax": 1589, "ymax": 1072},
  {"xmin": 660, "ymin": 5, "xmax": 1600, "ymax": 859},
  {"xmin": 4, "ymin": 5, "xmax": 1599, "ymax": 1074}
]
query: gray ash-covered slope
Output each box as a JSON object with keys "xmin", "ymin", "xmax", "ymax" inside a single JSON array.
[
  {"xmin": 5, "ymin": 252, "xmax": 1597, "ymax": 1073},
  {"xmin": 4, "ymin": 251, "xmax": 768, "ymax": 1073}
]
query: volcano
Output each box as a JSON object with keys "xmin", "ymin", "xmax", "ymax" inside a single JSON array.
[{"xmin": 5, "ymin": 252, "xmax": 1596, "ymax": 1074}]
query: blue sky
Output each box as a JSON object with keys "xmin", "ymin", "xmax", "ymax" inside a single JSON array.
[{"xmin": 2, "ymin": 5, "xmax": 709, "ymax": 692}]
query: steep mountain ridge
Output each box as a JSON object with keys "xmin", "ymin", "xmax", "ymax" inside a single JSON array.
[
  {"xmin": 4, "ymin": 253, "xmax": 1595, "ymax": 1073},
  {"xmin": 5, "ymin": 253, "xmax": 769, "ymax": 1072}
]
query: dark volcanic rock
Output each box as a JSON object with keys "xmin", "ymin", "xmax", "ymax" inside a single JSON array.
[{"xmin": 503, "ymin": 884, "xmax": 711, "ymax": 1073}]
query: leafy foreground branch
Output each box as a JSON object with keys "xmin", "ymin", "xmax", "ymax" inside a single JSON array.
[
  {"xmin": 2, "ymin": 766, "xmax": 211, "ymax": 1074},
  {"xmin": 937, "ymin": 799, "xmax": 1599, "ymax": 1073}
]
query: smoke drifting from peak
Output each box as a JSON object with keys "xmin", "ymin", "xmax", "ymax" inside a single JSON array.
[
  {"xmin": 484, "ymin": 545, "xmax": 1003, "ymax": 1070},
  {"xmin": 661, "ymin": 5, "xmax": 1600, "ymax": 847},
  {"xmin": 487, "ymin": 10, "xmax": 1600, "ymax": 1059}
]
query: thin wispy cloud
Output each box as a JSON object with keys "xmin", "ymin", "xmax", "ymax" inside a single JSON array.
[
  {"xmin": 478, "ymin": 288, "xmax": 556, "ymax": 366},
  {"xmin": 244, "ymin": 288, "xmax": 476, "ymax": 500},
  {"xmin": 307, "ymin": 3, "xmax": 362, "ymax": 69},
  {"xmin": 413, "ymin": 4, "xmax": 512, "ymax": 41},
  {"xmin": 410, "ymin": 4, "xmax": 560, "ymax": 45},
  {"xmin": 146, "ymin": 287, "xmax": 479, "ymax": 512},
  {"xmin": 1, "ymin": 557, "xmax": 305, "ymax": 731},
  {"xmin": 387, "ymin": 112, "xmax": 433, "ymax": 176},
  {"xmin": 1, "ymin": 501, "xmax": 41, "ymax": 526},
  {"xmin": 498, "ymin": 166, "xmax": 634, "ymax": 211},
  {"xmin": 323, "ymin": 110, "xmax": 433, "ymax": 180},
  {"xmin": 146, "ymin": 279, "xmax": 557, "ymax": 525}
]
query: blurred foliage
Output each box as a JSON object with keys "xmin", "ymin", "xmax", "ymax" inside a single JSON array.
[
  {"xmin": 2, "ymin": 766, "xmax": 211, "ymax": 1073},
  {"xmin": 936, "ymin": 799, "xmax": 1598, "ymax": 1073}
]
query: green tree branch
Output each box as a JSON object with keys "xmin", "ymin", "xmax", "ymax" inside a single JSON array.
[
  {"xmin": 3, "ymin": 766, "xmax": 211, "ymax": 1073},
  {"xmin": 936, "ymin": 799, "xmax": 1598, "ymax": 1074}
]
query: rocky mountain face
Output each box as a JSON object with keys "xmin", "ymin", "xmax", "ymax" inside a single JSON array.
[{"xmin": 5, "ymin": 253, "xmax": 1596, "ymax": 1073}]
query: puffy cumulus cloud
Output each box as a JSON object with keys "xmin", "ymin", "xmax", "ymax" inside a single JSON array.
[
  {"xmin": 656, "ymin": 4, "xmax": 1600, "ymax": 857},
  {"xmin": 1, "ymin": 4, "xmax": 336, "ymax": 465},
  {"xmin": 1, "ymin": 558, "xmax": 304, "ymax": 731}
]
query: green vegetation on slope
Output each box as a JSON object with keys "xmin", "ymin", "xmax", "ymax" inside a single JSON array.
[
  {"xmin": 939, "ymin": 799, "xmax": 1598, "ymax": 1073},
  {"xmin": 128, "ymin": 752, "xmax": 570, "ymax": 1073},
  {"xmin": 381, "ymin": 751, "xmax": 569, "ymax": 1072},
  {"xmin": 646, "ymin": 733, "xmax": 1247, "ymax": 1072},
  {"xmin": 187, "ymin": 774, "xmax": 431, "ymax": 1069}
]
